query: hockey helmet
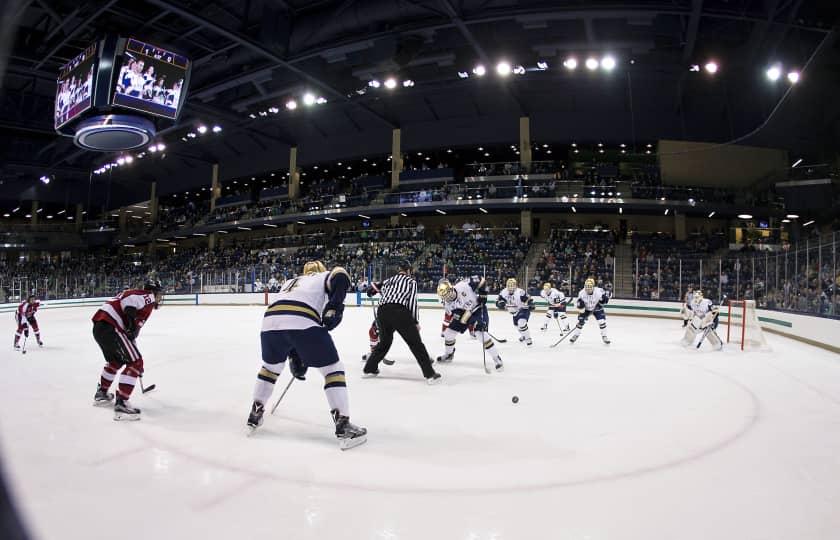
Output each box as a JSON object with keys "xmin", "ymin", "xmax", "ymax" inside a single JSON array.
[
  {"xmin": 584, "ymin": 278, "xmax": 595, "ymax": 294},
  {"xmin": 437, "ymin": 281, "xmax": 456, "ymax": 302},
  {"xmin": 506, "ymin": 278, "xmax": 517, "ymax": 292},
  {"xmin": 26, "ymin": 294, "xmax": 37, "ymax": 303},
  {"xmin": 302, "ymin": 261, "xmax": 327, "ymax": 275},
  {"xmin": 144, "ymin": 279, "xmax": 164, "ymax": 308},
  {"xmin": 543, "ymin": 282, "xmax": 552, "ymax": 291}
]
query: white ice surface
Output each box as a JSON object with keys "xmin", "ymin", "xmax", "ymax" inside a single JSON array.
[{"xmin": 2, "ymin": 305, "xmax": 840, "ymax": 540}]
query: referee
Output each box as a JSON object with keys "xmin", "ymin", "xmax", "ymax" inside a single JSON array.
[{"xmin": 362, "ymin": 261, "xmax": 441, "ymax": 384}]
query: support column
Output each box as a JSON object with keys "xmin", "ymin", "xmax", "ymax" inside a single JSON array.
[
  {"xmin": 288, "ymin": 147, "xmax": 300, "ymax": 200},
  {"xmin": 286, "ymin": 223, "xmax": 297, "ymax": 235},
  {"xmin": 149, "ymin": 181, "xmax": 159, "ymax": 225},
  {"xmin": 30, "ymin": 201, "xmax": 38, "ymax": 225},
  {"xmin": 208, "ymin": 232, "xmax": 217, "ymax": 250},
  {"xmin": 210, "ymin": 164, "xmax": 220, "ymax": 211},
  {"xmin": 390, "ymin": 215, "xmax": 400, "ymax": 227},
  {"xmin": 674, "ymin": 211, "xmax": 686, "ymax": 240},
  {"xmin": 118, "ymin": 207, "xmax": 128, "ymax": 232},
  {"xmin": 519, "ymin": 116, "xmax": 532, "ymax": 170},
  {"xmin": 521, "ymin": 209, "xmax": 533, "ymax": 238},
  {"xmin": 75, "ymin": 203, "xmax": 83, "ymax": 231},
  {"xmin": 391, "ymin": 128, "xmax": 403, "ymax": 189}
]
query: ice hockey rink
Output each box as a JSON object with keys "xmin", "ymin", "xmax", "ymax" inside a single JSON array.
[{"xmin": 2, "ymin": 304, "xmax": 839, "ymax": 540}]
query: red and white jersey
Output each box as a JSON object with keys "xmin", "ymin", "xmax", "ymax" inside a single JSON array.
[
  {"xmin": 92, "ymin": 289, "xmax": 157, "ymax": 334},
  {"xmin": 16, "ymin": 300, "xmax": 40, "ymax": 322}
]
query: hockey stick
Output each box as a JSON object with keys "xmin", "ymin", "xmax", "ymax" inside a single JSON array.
[
  {"xmin": 140, "ymin": 377, "xmax": 156, "ymax": 394},
  {"xmin": 480, "ymin": 331, "xmax": 491, "ymax": 374},
  {"xmin": 20, "ymin": 333, "xmax": 28, "ymax": 355},
  {"xmin": 270, "ymin": 376, "xmax": 295, "ymax": 415},
  {"xmin": 550, "ymin": 329, "xmax": 574, "ymax": 347},
  {"xmin": 487, "ymin": 331, "xmax": 507, "ymax": 343}
]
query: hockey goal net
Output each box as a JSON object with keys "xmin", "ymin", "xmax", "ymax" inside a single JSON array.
[{"xmin": 726, "ymin": 299, "xmax": 770, "ymax": 350}]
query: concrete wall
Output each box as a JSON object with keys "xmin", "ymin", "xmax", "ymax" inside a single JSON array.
[{"xmin": 659, "ymin": 140, "xmax": 788, "ymax": 188}]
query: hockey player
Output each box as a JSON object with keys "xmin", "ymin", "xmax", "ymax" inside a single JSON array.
[
  {"xmin": 495, "ymin": 278, "xmax": 534, "ymax": 346},
  {"xmin": 540, "ymin": 282, "xmax": 571, "ymax": 333},
  {"xmin": 437, "ymin": 277, "xmax": 503, "ymax": 371},
  {"xmin": 681, "ymin": 290, "xmax": 722, "ymax": 349},
  {"xmin": 569, "ymin": 278, "xmax": 611, "ymax": 344},
  {"xmin": 440, "ymin": 279, "xmax": 477, "ymax": 340},
  {"xmin": 361, "ymin": 285, "xmax": 392, "ymax": 365},
  {"xmin": 681, "ymin": 284, "xmax": 695, "ymax": 327},
  {"xmin": 13, "ymin": 295, "xmax": 42, "ymax": 350},
  {"xmin": 247, "ymin": 261, "xmax": 367, "ymax": 450},
  {"xmin": 91, "ymin": 280, "xmax": 163, "ymax": 420}
]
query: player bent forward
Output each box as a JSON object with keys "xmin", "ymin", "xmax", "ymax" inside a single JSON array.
[
  {"xmin": 91, "ymin": 280, "xmax": 163, "ymax": 420},
  {"xmin": 13, "ymin": 295, "xmax": 43, "ymax": 350},
  {"xmin": 437, "ymin": 277, "xmax": 503, "ymax": 371},
  {"xmin": 569, "ymin": 278, "xmax": 611, "ymax": 344},
  {"xmin": 681, "ymin": 290, "xmax": 722, "ymax": 349},
  {"xmin": 246, "ymin": 261, "xmax": 367, "ymax": 450},
  {"xmin": 495, "ymin": 278, "xmax": 534, "ymax": 346},
  {"xmin": 540, "ymin": 282, "xmax": 571, "ymax": 332}
]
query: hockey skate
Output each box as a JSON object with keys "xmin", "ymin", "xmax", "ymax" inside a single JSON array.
[
  {"xmin": 37, "ymin": 340, "xmax": 43, "ymax": 347},
  {"xmin": 332, "ymin": 409, "xmax": 367, "ymax": 450},
  {"xmin": 246, "ymin": 401, "xmax": 264, "ymax": 431},
  {"xmin": 569, "ymin": 332, "xmax": 579, "ymax": 344},
  {"xmin": 602, "ymin": 335, "xmax": 611, "ymax": 345},
  {"xmin": 494, "ymin": 355, "xmax": 504, "ymax": 372},
  {"xmin": 362, "ymin": 353, "xmax": 393, "ymax": 366},
  {"xmin": 525, "ymin": 338, "xmax": 533, "ymax": 347},
  {"xmin": 426, "ymin": 372, "xmax": 442, "ymax": 385},
  {"xmin": 362, "ymin": 368, "xmax": 379, "ymax": 378},
  {"xmin": 436, "ymin": 348, "xmax": 455, "ymax": 363},
  {"xmin": 93, "ymin": 384, "xmax": 114, "ymax": 406},
  {"xmin": 113, "ymin": 397, "xmax": 141, "ymax": 421},
  {"xmin": 540, "ymin": 323, "xmax": 548, "ymax": 331}
]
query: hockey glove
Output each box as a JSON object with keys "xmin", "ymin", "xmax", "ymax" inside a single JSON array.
[
  {"xmin": 288, "ymin": 350, "xmax": 307, "ymax": 381},
  {"xmin": 495, "ymin": 297, "xmax": 507, "ymax": 310},
  {"xmin": 322, "ymin": 304, "xmax": 344, "ymax": 331},
  {"xmin": 474, "ymin": 309, "xmax": 489, "ymax": 332},
  {"xmin": 527, "ymin": 298, "xmax": 535, "ymax": 311},
  {"xmin": 123, "ymin": 306, "xmax": 138, "ymax": 340},
  {"xmin": 477, "ymin": 293, "xmax": 488, "ymax": 305}
]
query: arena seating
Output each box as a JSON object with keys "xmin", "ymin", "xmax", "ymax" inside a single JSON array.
[{"xmin": 530, "ymin": 226, "xmax": 616, "ymax": 296}]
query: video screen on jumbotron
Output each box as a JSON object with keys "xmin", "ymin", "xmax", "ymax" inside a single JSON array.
[
  {"xmin": 54, "ymin": 42, "xmax": 97, "ymax": 129},
  {"xmin": 111, "ymin": 38, "xmax": 189, "ymax": 119}
]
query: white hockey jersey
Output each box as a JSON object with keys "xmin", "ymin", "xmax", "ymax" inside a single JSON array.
[
  {"xmin": 498, "ymin": 287, "xmax": 530, "ymax": 314},
  {"xmin": 687, "ymin": 298, "xmax": 716, "ymax": 319},
  {"xmin": 444, "ymin": 279, "xmax": 481, "ymax": 315},
  {"xmin": 262, "ymin": 270, "xmax": 333, "ymax": 331},
  {"xmin": 576, "ymin": 287, "xmax": 609, "ymax": 312},
  {"xmin": 541, "ymin": 287, "xmax": 567, "ymax": 308}
]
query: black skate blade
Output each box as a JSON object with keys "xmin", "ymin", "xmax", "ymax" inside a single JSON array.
[
  {"xmin": 92, "ymin": 399, "xmax": 113, "ymax": 408},
  {"xmin": 339, "ymin": 435, "xmax": 367, "ymax": 451},
  {"xmin": 113, "ymin": 412, "xmax": 141, "ymax": 421}
]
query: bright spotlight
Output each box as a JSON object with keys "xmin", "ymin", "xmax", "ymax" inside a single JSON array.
[
  {"xmin": 285, "ymin": 99, "xmax": 298, "ymax": 110},
  {"xmin": 585, "ymin": 57, "xmax": 599, "ymax": 70},
  {"xmin": 737, "ymin": 214, "xmax": 753, "ymax": 220},
  {"xmin": 315, "ymin": 97, "xmax": 327, "ymax": 104},
  {"xmin": 187, "ymin": 132, "xmax": 196, "ymax": 138},
  {"xmin": 512, "ymin": 65, "xmax": 526, "ymax": 75},
  {"xmin": 368, "ymin": 79, "xmax": 381, "ymax": 88},
  {"xmin": 124, "ymin": 155, "xmax": 134, "ymax": 164},
  {"xmin": 563, "ymin": 57, "xmax": 577, "ymax": 70},
  {"xmin": 787, "ymin": 71, "xmax": 800, "ymax": 84},
  {"xmin": 689, "ymin": 64, "xmax": 700, "ymax": 72},
  {"xmin": 156, "ymin": 143, "xmax": 166, "ymax": 151},
  {"xmin": 766, "ymin": 65, "xmax": 781, "ymax": 81},
  {"xmin": 496, "ymin": 61, "xmax": 511, "ymax": 76},
  {"xmin": 457, "ymin": 71, "xmax": 469, "ymax": 79},
  {"xmin": 402, "ymin": 79, "xmax": 415, "ymax": 87},
  {"xmin": 384, "ymin": 78, "xmax": 398, "ymax": 89},
  {"xmin": 704, "ymin": 61, "xmax": 718, "ymax": 74},
  {"xmin": 302, "ymin": 93, "xmax": 316, "ymax": 106},
  {"xmin": 116, "ymin": 157, "xmax": 126, "ymax": 165},
  {"xmin": 600, "ymin": 56, "xmax": 616, "ymax": 71},
  {"xmin": 39, "ymin": 175, "xmax": 50, "ymax": 184},
  {"xmin": 472, "ymin": 64, "xmax": 486, "ymax": 76},
  {"xmin": 212, "ymin": 125, "xmax": 222, "ymax": 133},
  {"xmin": 197, "ymin": 125, "xmax": 208, "ymax": 134},
  {"xmin": 536, "ymin": 61, "xmax": 548, "ymax": 70}
]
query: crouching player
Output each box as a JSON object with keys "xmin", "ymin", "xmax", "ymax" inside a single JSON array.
[
  {"xmin": 247, "ymin": 261, "xmax": 367, "ymax": 450},
  {"xmin": 495, "ymin": 278, "xmax": 534, "ymax": 346},
  {"xmin": 91, "ymin": 280, "xmax": 162, "ymax": 420},
  {"xmin": 569, "ymin": 278, "xmax": 611, "ymax": 344},
  {"xmin": 540, "ymin": 282, "xmax": 571, "ymax": 333},
  {"xmin": 437, "ymin": 276, "xmax": 503, "ymax": 372},
  {"xmin": 681, "ymin": 290, "xmax": 722, "ymax": 349},
  {"xmin": 13, "ymin": 295, "xmax": 43, "ymax": 350}
]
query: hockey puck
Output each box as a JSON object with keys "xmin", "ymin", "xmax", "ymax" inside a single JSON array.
[
  {"xmin": 512, "ymin": 395, "xmax": 519, "ymax": 404},
  {"xmin": 21, "ymin": 350, "xmax": 26, "ymax": 355}
]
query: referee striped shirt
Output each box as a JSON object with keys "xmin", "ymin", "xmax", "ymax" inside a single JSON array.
[{"xmin": 376, "ymin": 272, "xmax": 419, "ymax": 322}]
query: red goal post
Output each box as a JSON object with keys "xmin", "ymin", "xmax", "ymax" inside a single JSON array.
[{"xmin": 726, "ymin": 299, "xmax": 769, "ymax": 351}]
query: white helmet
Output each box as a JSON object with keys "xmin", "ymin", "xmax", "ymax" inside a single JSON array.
[
  {"xmin": 437, "ymin": 280, "xmax": 456, "ymax": 302},
  {"xmin": 584, "ymin": 278, "xmax": 595, "ymax": 294},
  {"xmin": 506, "ymin": 278, "xmax": 517, "ymax": 293}
]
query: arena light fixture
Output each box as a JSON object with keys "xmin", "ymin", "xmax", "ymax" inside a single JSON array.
[
  {"xmin": 58, "ymin": 210, "xmax": 65, "ymax": 215},
  {"xmin": 536, "ymin": 61, "xmax": 548, "ymax": 70},
  {"xmin": 303, "ymin": 93, "xmax": 316, "ymax": 106},
  {"xmin": 263, "ymin": 223, "xmax": 278, "ymax": 228},
  {"xmin": 25, "ymin": 214, "xmax": 31, "ymax": 218},
  {"xmin": 237, "ymin": 226, "xmax": 252, "ymax": 231},
  {"xmin": 513, "ymin": 65, "xmax": 526, "ymax": 75},
  {"xmin": 737, "ymin": 214, "xmax": 753, "ymax": 219},
  {"xmin": 285, "ymin": 99, "xmax": 298, "ymax": 110},
  {"xmin": 458, "ymin": 71, "xmax": 469, "ymax": 79},
  {"xmin": 403, "ymin": 79, "xmax": 415, "ymax": 87},
  {"xmin": 325, "ymin": 217, "xmax": 338, "ymax": 222},
  {"xmin": 664, "ymin": 209, "xmax": 669, "ymax": 215},
  {"xmin": 786, "ymin": 214, "xmax": 799, "ymax": 219},
  {"xmin": 249, "ymin": 113, "xmax": 256, "ymax": 119},
  {"xmin": 563, "ymin": 57, "xmax": 577, "ymax": 70},
  {"xmin": 708, "ymin": 211, "xmax": 716, "ymax": 218},
  {"xmin": 187, "ymin": 132, "xmax": 196, "ymax": 139},
  {"xmin": 585, "ymin": 57, "xmax": 599, "ymax": 70},
  {"xmin": 116, "ymin": 157, "xmax": 126, "ymax": 165},
  {"xmin": 316, "ymin": 97, "xmax": 327, "ymax": 104},
  {"xmin": 472, "ymin": 64, "xmax": 486, "ymax": 76},
  {"xmin": 384, "ymin": 78, "xmax": 398, "ymax": 89},
  {"xmin": 787, "ymin": 71, "xmax": 800, "ymax": 84},
  {"xmin": 600, "ymin": 55, "xmax": 616, "ymax": 71},
  {"xmin": 358, "ymin": 214, "xmax": 371, "ymax": 219},
  {"xmin": 212, "ymin": 125, "xmax": 222, "ymax": 133},
  {"xmin": 2, "ymin": 213, "xmax": 7, "ymax": 218},
  {"xmin": 479, "ymin": 208, "xmax": 488, "ymax": 214},
  {"xmin": 781, "ymin": 219, "xmax": 790, "ymax": 223},
  {"xmin": 197, "ymin": 125, "xmax": 208, "ymax": 134},
  {"xmin": 496, "ymin": 61, "xmax": 512, "ymax": 77},
  {"xmin": 803, "ymin": 220, "xmax": 815, "ymax": 226},
  {"xmin": 571, "ymin": 206, "xmax": 576, "ymax": 213},
  {"xmin": 704, "ymin": 61, "xmax": 718, "ymax": 74},
  {"xmin": 368, "ymin": 79, "xmax": 381, "ymax": 88},
  {"xmin": 766, "ymin": 65, "xmax": 782, "ymax": 81},
  {"xmin": 193, "ymin": 233, "xmax": 207, "ymax": 237},
  {"xmin": 791, "ymin": 158, "xmax": 803, "ymax": 168},
  {"xmin": 268, "ymin": 107, "xmax": 279, "ymax": 114},
  {"xmin": 400, "ymin": 213, "xmax": 408, "ymax": 217},
  {"xmin": 124, "ymin": 155, "xmax": 134, "ymax": 164},
  {"xmin": 39, "ymin": 175, "xmax": 50, "ymax": 184},
  {"xmin": 689, "ymin": 64, "xmax": 700, "ymax": 72},
  {"xmin": 436, "ymin": 209, "xmax": 447, "ymax": 215}
]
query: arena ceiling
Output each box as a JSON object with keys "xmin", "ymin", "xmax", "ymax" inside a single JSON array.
[{"xmin": 0, "ymin": 0, "xmax": 838, "ymax": 207}]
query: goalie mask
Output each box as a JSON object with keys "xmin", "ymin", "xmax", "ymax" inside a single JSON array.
[
  {"xmin": 584, "ymin": 278, "xmax": 595, "ymax": 294},
  {"xmin": 506, "ymin": 278, "xmax": 517, "ymax": 293},
  {"xmin": 302, "ymin": 261, "xmax": 327, "ymax": 275},
  {"xmin": 436, "ymin": 281, "xmax": 456, "ymax": 302},
  {"xmin": 693, "ymin": 290, "xmax": 704, "ymax": 303}
]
